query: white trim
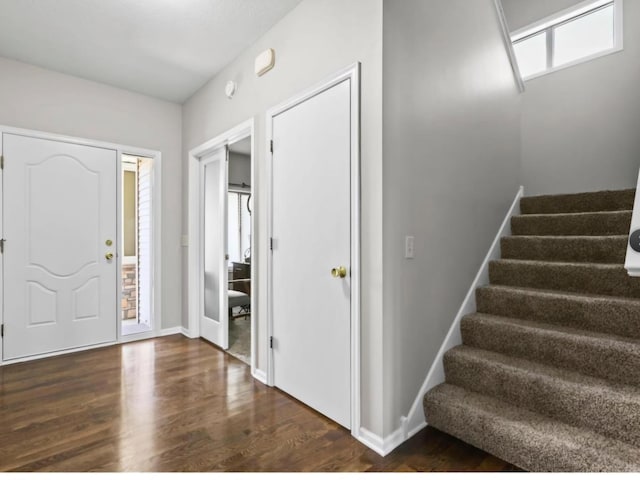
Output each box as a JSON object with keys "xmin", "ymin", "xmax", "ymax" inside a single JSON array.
[
  {"xmin": 356, "ymin": 424, "xmax": 406, "ymax": 458},
  {"xmin": 520, "ymin": 45, "xmax": 624, "ymax": 82},
  {"xmin": 265, "ymin": 63, "xmax": 362, "ymax": 436},
  {"xmin": 624, "ymin": 168, "xmax": 640, "ymax": 276},
  {"xmin": 160, "ymin": 326, "xmax": 184, "ymax": 337},
  {"xmin": 188, "ymin": 119, "xmax": 257, "ymax": 376},
  {"xmin": 512, "ymin": 0, "xmax": 624, "ymax": 82},
  {"xmin": 118, "ymin": 330, "xmax": 156, "ymax": 344},
  {"xmin": 0, "ymin": 132, "xmax": 4, "ymax": 364},
  {"xmin": 252, "ymin": 368, "xmax": 268, "ymax": 385},
  {"xmin": 512, "ymin": 0, "xmax": 615, "ymax": 40},
  {"xmin": 493, "ymin": 0, "xmax": 525, "ymax": 93},
  {"xmin": 0, "ymin": 341, "xmax": 116, "ymax": 366},
  {"xmin": 403, "ymin": 187, "xmax": 525, "ymax": 442},
  {"xmin": 0, "ymin": 124, "xmax": 162, "ymax": 365}
]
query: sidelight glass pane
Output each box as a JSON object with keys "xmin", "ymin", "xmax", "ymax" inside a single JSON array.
[
  {"xmin": 513, "ymin": 32, "xmax": 548, "ymax": 78},
  {"xmin": 554, "ymin": 5, "xmax": 615, "ymax": 67}
]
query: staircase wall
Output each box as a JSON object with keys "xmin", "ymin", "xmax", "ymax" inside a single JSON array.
[
  {"xmin": 502, "ymin": 0, "xmax": 640, "ymax": 195},
  {"xmin": 382, "ymin": 0, "xmax": 522, "ymax": 438}
]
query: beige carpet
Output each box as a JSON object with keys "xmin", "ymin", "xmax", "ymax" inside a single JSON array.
[
  {"xmin": 423, "ymin": 188, "xmax": 640, "ymax": 472},
  {"xmin": 228, "ymin": 313, "xmax": 251, "ymax": 365}
]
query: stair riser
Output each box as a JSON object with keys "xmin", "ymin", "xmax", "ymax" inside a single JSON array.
[
  {"xmin": 423, "ymin": 385, "xmax": 640, "ymax": 472},
  {"xmin": 444, "ymin": 351, "xmax": 640, "ymax": 448},
  {"xmin": 476, "ymin": 287, "xmax": 640, "ymax": 339},
  {"xmin": 511, "ymin": 212, "xmax": 631, "ymax": 236},
  {"xmin": 520, "ymin": 189, "xmax": 635, "ymax": 215},
  {"xmin": 461, "ymin": 316, "xmax": 640, "ymax": 387},
  {"xmin": 500, "ymin": 237, "xmax": 627, "ymax": 264},
  {"xmin": 423, "ymin": 396, "xmax": 569, "ymax": 472},
  {"xmin": 489, "ymin": 261, "xmax": 640, "ymax": 298}
]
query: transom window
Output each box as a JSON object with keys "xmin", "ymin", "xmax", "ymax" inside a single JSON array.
[{"xmin": 511, "ymin": 0, "xmax": 622, "ymax": 80}]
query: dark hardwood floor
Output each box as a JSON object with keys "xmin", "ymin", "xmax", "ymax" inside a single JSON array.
[{"xmin": 0, "ymin": 336, "xmax": 518, "ymax": 472}]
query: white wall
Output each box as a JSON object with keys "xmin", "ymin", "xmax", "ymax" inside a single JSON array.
[
  {"xmin": 502, "ymin": 0, "xmax": 640, "ymax": 195},
  {"xmin": 182, "ymin": 0, "xmax": 385, "ymax": 436},
  {"xmin": 0, "ymin": 56, "xmax": 183, "ymax": 329},
  {"xmin": 382, "ymin": 0, "xmax": 522, "ymax": 436},
  {"xmin": 501, "ymin": 0, "xmax": 582, "ymax": 31}
]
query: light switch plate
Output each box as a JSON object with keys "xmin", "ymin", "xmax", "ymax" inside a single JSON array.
[{"xmin": 405, "ymin": 236, "xmax": 415, "ymax": 259}]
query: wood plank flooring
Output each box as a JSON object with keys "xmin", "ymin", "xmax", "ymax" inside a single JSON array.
[{"xmin": 0, "ymin": 336, "xmax": 518, "ymax": 472}]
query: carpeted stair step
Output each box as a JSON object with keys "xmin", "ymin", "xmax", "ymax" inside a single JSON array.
[
  {"xmin": 489, "ymin": 259, "xmax": 640, "ymax": 298},
  {"xmin": 443, "ymin": 346, "xmax": 640, "ymax": 448},
  {"xmin": 501, "ymin": 235, "xmax": 627, "ymax": 264},
  {"xmin": 476, "ymin": 285, "xmax": 640, "ymax": 339},
  {"xmin": 461, "ymin": 313, "xmax": 640, "ymax": 386},
  {"xmin": 423, "ymin": 383, "xmax": 640, "ymax": 472},
  {"xmin": 520, "ymin": 189, "xmax": 635, "ymax": 215},
  {"xmin": 511, "ymin": 211, "xmax": 631, "ymax": 236}
]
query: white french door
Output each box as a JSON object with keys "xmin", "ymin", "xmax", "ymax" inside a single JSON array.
[
  {"xmin": 2, "ymin": 133, "xmax": 118, "ymax": 360},
  {"xmin": 270, "ymin": 78, "xmax": 353, "ymax": 428},
  {"xmin": 200, "ymin": 146, "xmax": 229, "ymax": 349}
]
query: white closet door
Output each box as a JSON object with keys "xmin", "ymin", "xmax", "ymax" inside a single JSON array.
[
  {"xmin": 271, "ymin": 79, "xmax": 352, "ymax": 428},
  {"xmin": 3, "ymin": 133, "xmax": 117, "ymax": 360}
]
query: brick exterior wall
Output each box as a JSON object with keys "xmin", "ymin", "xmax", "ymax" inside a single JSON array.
[{"xmin": 122, "ymin": 264, "xmax": 137, "ymax": 320}]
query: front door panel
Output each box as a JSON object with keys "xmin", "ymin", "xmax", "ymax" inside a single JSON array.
[{"xmin": 3, "ymin": 134, "xmax": 117, "ymax": 360}]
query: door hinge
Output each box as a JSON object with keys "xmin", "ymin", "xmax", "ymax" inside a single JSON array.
[
  {"xmin": 1, "ymin": 155, "xmax": 4, "ymax": 170},
  {"xmin": 0, "ymin": 239, "xmax": 5, "ymax": 254},
  {"xmin": 270, "ymin": 140, "xmax": 273, "ymax": 154},
  {"xmin": 1, "ymin": 324, "xmax": 4, "ymax": 338},
  {"xmin": 270, "ymin": 336, "xmax": 273, "ymax": 349},
  {"xmin": 269, "ymin": 237, "xmax": 273, "ymax": 251}
]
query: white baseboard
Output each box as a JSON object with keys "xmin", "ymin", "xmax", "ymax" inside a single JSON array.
[
  {"xmin": 179, "ymin": 327, "xmax": 198, "ymax": 339},
  {"xmin": 403, "ymin": 186, "xmax": 525, "ymax": 440},
  {"xmin": 160, "ymin": 326, "xmax": 183, "ymax": 336},
  {"xmin": 252, "ymin": 368, "xmax": 268, "ymax": 385},
  {"xmin": 356, "ymin": 419, "xmax": 407, "ymax": 457}
]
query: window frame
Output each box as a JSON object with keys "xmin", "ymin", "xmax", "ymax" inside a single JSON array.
[{"xmin": 511, "ymin": 0, "xmax": 623, "ymax": 81}]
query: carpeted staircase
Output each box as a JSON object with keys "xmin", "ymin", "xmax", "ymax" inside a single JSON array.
[{"xmin": 423, "ymin": 188, "xmax": 640, "ymax": 472}]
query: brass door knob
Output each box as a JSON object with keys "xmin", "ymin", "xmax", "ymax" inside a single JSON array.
[
  {"xmin": 331, "ymin": 266, "xmax": 347, "ymax": 278},
  {"xmin": 105, "ymin": 252, "xmax": 114, "ymax": 261}
]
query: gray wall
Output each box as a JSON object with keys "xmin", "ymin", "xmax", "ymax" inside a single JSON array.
[
  {"xmin": 182, "ymin": 0, "xmax": 385, "ymax": 436},
  {"xmin": 0, "ymin": 56, "xmax": 183, "ymax": 329},
  {"xmin": 503, "ymin": 0, "xmax": 640, "ymax": 195},
  {"xmin": 229, "ymin": 152, "xmax": 251, "ymax": 188},
  {"xmin": 382, "ymin": 0, "xmax": 522, "ymax": 435},
  {"xmin": 502, "ymin": 0, "xmax": 582, "ymax": 31}
]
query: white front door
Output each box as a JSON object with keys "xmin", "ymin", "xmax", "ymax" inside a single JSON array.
[
  {"xmin": 3, "ymin": 134, "xmax": 118, "ymax": 360},
  {"xmin": 271, "ymin": 79, "xmax": 352, "ymax": 428},
  {"xmin": 200, "ymin": 147, "xmax": 229, "ymax": 349}
]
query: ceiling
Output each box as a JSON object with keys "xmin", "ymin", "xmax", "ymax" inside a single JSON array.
[{"xmin": 0, "ymin": 0, "xmax": 302, "ymax": 103}]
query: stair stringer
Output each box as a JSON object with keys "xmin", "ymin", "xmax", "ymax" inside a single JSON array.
[{"xmin": 403, "ymin": 186, "xmax": 524, "ymax": 440}]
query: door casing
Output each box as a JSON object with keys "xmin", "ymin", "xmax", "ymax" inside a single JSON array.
[
  {"xmin": 187, "ymin": 119, "xmax": 259, "ymax": 378},
  {"xmin": 265, "ymin": 63, "xmax": 361, "ymax": 435},
  {"xmin": 0, "ymin": 125, "xmax": 163, "ymax": 365}
]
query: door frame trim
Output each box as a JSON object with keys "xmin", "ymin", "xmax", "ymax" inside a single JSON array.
[
  {"xmin": 187, "ymin": 119, "xmax": 258, "ymax": 377},
  {"xmin": 0, "ymin": 125, "xmax": 163, "ymax": 364},
  {"xmin": 265, "ymin": 63, "xmax": 361, "ymax": 435}
]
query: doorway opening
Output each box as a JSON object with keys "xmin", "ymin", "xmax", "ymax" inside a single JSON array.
[
  {"xmin": 121, "ymin": 154, "xmax": 154, "ymax": 336},
  {"xmin": 188, "ymin": 119, "xmax": 256, "ymax": 373},
  {"xmin": 226, "ymin": 137, "xmax": 253, "ymax": 365}
]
